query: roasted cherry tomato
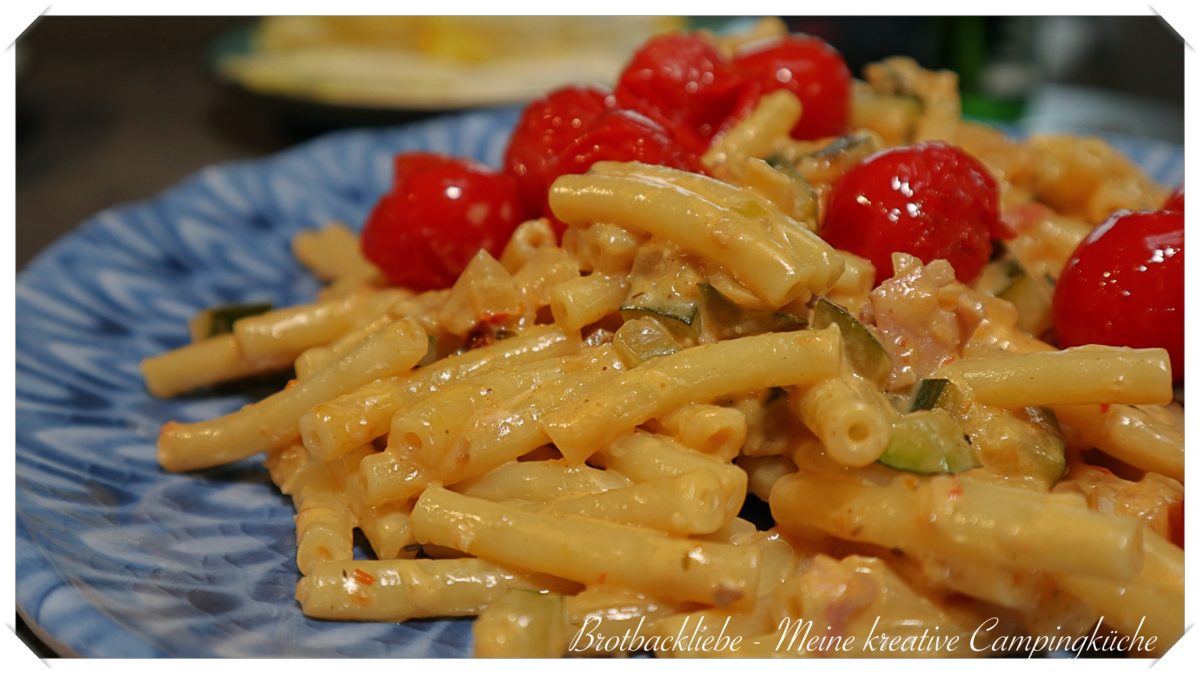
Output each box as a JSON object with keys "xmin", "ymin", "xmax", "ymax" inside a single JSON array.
[
  {"xmin": 614, "ymin": 33, "xmax": 741, "ymax": 154},
  {"xmin": 730, "ymin": 34, "xmax": 851, "ymax": 140},
  {"xmin": 361, "ymin": 153, "xmax": 524, "ymax": 291},
  {"xmin": 1053, "ymin": 210, "xmax": 1184, "ymax": 381},
  {"xmin": 820, "ymin": 143, "xmax": 998, "ymax": 284},
  {"xmin": 503, "ymin": 85, "xmax": 615, "ymax": 215},
  {"xmin": 1163, "ymin": 186, "xmax": 1184, "ymax": 212}
]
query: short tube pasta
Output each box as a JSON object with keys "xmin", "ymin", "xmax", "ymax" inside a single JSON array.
[
  {"xmin": 549, "ymin": 167, "xmax": 841, "ymax": 306},
  {"xmin": 548, "ymin": 273, "xmax": 629, "ymax": 332},
  {"xmin": 265, "ymin": 445, "xmax": 356, "ymax": 574},
  {"xmin": 538, "ymin": 469, "xmax": 732, "ymax": 535},
  {"xmin": 790, "ymin": 374, "xmax": 894, "ymax": 467},
  {"xmin": 943, "ymin": 346, "xmax": 1173, "ymax": 408},
  {"xmin": 657, "ymin": 404, "xmax": 748, "ymax": 462},
  {"xmin": 543, "ymin": 328, "xmax": 842, "ymax": 462},
  {"xmin": 702, "ymin": 89, "xmax": 802, "ymax": 172},
  {"xmin": 233, "ymin": 288, "xmax": 405, "ymax": 363},
  {"xmin": 453, "ymin": 460, "xmax": 632, "ymax": 502},
  {"xmin": 1052, "ymin": 533, "xmax": 1183, "ymax": 655},
  {"xmin": 1053, "ymin": 403, "xmax": 1184, "ymax": 482},
  {"xmin": 385, "ymin": 356, "xmax": 567, "ymax": 465},
  {"xmin": 291, "ymin": 222, "xmax": 375, "ymax": 282},
  {"xmin": 361, "ymin": 347, "xmax": 624, "ymax": 504},
  {"xmin": 770, "ymin": 471, "xmax": 1144, "ymax": 581},
  {"xmin": 599, "ymin": 432, "xmax": 747, "ymax": 524},
  {"xmin": 296, "ymin": 558, "xmax": 550, "ymax": 621},
  {"xmin": 473, "ymin": 590, "xmax": 568, "ymax": 658},
  {"xmin": 299, "ymin": 326, "xmax": 578, "ymax": 461},
  {"xmin": 411, "ymin": 486, "xmax": 762, "ymax": 608},
  {"xmin": 158, "ymin": 319, "xmax": 427, "ymax": 471},
  {"xmin": 140, "ymin": 334, "xmax": 292, "ymax": 398}
]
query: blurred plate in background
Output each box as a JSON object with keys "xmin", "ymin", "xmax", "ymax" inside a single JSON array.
[{"xmin": 211, "ymin": 17, "xmax": 682, "ymax": 114}]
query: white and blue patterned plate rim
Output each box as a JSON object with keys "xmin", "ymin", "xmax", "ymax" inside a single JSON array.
[{"xmin": 15, "ymin": 107, "xmax": 1183, "ymax": 658}]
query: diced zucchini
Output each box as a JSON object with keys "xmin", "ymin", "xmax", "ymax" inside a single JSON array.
[
  {"xmin": 812, "ymin": 132, "xmax": 876, "ymax": 158},
  {"xmin": 998, "ymin": 271, "xmax": 1053, "ymax": 337},
  {"xmin": 1019, "ymin": 406, "xmax": 1069, "ymax": 483},
  {"xmin": 762, "ymin": 154, "xmax": 820, "ymax": 224},
  {"xmin": 189, "ymin": 302, "xmax": 272, "ymax": 341},
  {"xmin": 878, "ymin": 408, "xmax": 981, "ymax": 475},
  {"xmin": 619, "ymin": 299, "xmax": 698, "ymax": 329},
  {"xmin": 698, "ymin": 283, "xmax": 805, "ymax": 338},
  {"xmin": 909, "ymin": 379, "xmax": 949, "ymax": 412},
  {"xmin": 908, "ymin": 377, "xmax": 969, "ymax": 415},
  {"xmin": 957, "ymin": 404, "xmax": 1068, "ymax": 489},
  {"xmin": 975, "ymin": 251, "xmax": 1053, "ymax": 337},
  {"xmin": 614, "ymin": 317, "xmax": 681, "ymax": 366},
  {"xmin": 811, "ymin": 297, "xmax": 892, "ymax": 386}
]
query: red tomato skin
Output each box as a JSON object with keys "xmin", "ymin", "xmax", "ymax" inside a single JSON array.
[
  {"xmin": 614, "ymin": 33, "xmax": 741, "ymax": 154},
  {"xmin": 1053, "ymin": 210, "xmax": 1184, "ymax": 381},
  {"xmin": 820, "ymin": 143, "xmax": 999, "ymax": 284},
  {"xmin": 730, "ymin": 35, "xmax": 852, "ymax": 140},
  {"xmin": 554, "ymin": 109, "xmax": 701, "ymax": 178},
  {"xmin": 1163, "ymin": 186, "xmax": 1184, "ymax": 212},
  {"xmin": 503, "ymin": 85, "xmax": 615, "ymax": 215},
  {"xmin": 362, "ymin": 154, "xmax": 524, "ymax": 291}
]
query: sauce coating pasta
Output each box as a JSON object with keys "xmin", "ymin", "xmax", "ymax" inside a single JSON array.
[{"xmin": 141, "ymin": 20, "xmax": 1183, "ymax": 658}]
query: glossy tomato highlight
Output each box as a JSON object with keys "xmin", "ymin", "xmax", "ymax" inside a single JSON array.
[
  {"xmin": 362, "ymin": 153, "xmax": 525, "ymax": 290},
  {"xmin": 1053, "ymin": 210, "xmax": 1184, "ymax": 381},
  {"xmin": 820, "ymin": 143, "xmax": 999, "ymax": 284}
]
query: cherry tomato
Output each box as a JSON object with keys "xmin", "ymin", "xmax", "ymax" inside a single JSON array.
[
  {"xmin": 554, "ymin": 109, "xmax": 701, "ymax": 177},
  {"xmin": 730, "ymin": 35, "xmax": 851, "ymax": 140},
  {"xmin": 503, "ymin": 86, "xmax": 615, "ymax": 215},
  {"xmin": 614, "ymin": 33, "xmax": 741, "ymax": 154},
  {"xmin": 361, "ymin": 153, "xmax": 524, "ymax": 291},
  {"xmin": 820, "ymin": 143, "xmax": 999, "ymax": 284},
  {"xmin": 1053, "ymin": 210, "xmax": 1184, "ymax": 381},
  {"xmin": 1163, "ymin": 186, "xmax": 1184, "ymax": 212}
]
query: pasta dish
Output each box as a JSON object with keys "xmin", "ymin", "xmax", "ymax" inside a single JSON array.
[{"xmin": 140, "ymin": 18, "xmax": 1184, "ymax": 658}]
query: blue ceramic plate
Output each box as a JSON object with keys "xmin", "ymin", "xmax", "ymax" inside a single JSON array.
[{"xmin": 15, "ymin": 108, "xmax": 1183, "ymax": 657}]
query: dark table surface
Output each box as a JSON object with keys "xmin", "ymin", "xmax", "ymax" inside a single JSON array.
[{"xmin": 17, "ymin": 17, "xmax": 297, "ymax": 272}]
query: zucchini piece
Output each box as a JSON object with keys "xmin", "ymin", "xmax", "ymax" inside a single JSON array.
[
  {"xmin": 811, "ymin": 297, "xmax": 892, "ymax": 386},
  {"xmin": 998, "ymin": 271, "xmax": 1053, "ymax": 336},
  {"xmin": 908, "ymin": 377, "xmax": 969, "ymax": 414},
  {"xmin": 1019, "ymin": 406, "xmax": 1068, "ymax": 483},
  {"xmin": 909, "ymin": 379, "xmax": 950, "ymax": 412},
  {"xmin": 878, "ymin": 409, "xmax": 981, "ymax": 475},
  {"xmin": 956, "ymin": 404, "xmax": 1068, "ymax": 489},
  {"xmin": 812, "ymin": 133, "xmax": 875, "ymax": 158},
  {"xmin": 698, "ymin": 283, "xmax": 805, "ymax": 338},
  {"xmin": 189, "ymin": 302, "xmax": 272, "ymax": 341},
  {"xmin": 614, "ymin": 317, "xmax": 681, "ymax": 366},
  {"xmin": 975, "ymin": 252, "xmax": 1053, "ymax": 337},
  {"xmin": 624, "ymin": 299, "xmax": 700, "ymax": 326},
  {"xmin": 619, "ymin": 299, "xmax": 699, "ymax": 329},
  {"xmin": 761, "ymin": 154, "xmax": 820, "ymax": 224}
]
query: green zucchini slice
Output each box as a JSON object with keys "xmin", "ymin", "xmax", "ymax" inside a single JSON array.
[
  {"xmin": 811, "ymin": 297, "xmax": 892, "ymax": 386},
  {"xmin": 189, "ymin": 302, "xmax": 272, "ymax": 341},
  {"xmin": 878, "ymin": 408, "xmax": 981, "ymax": 474}
]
